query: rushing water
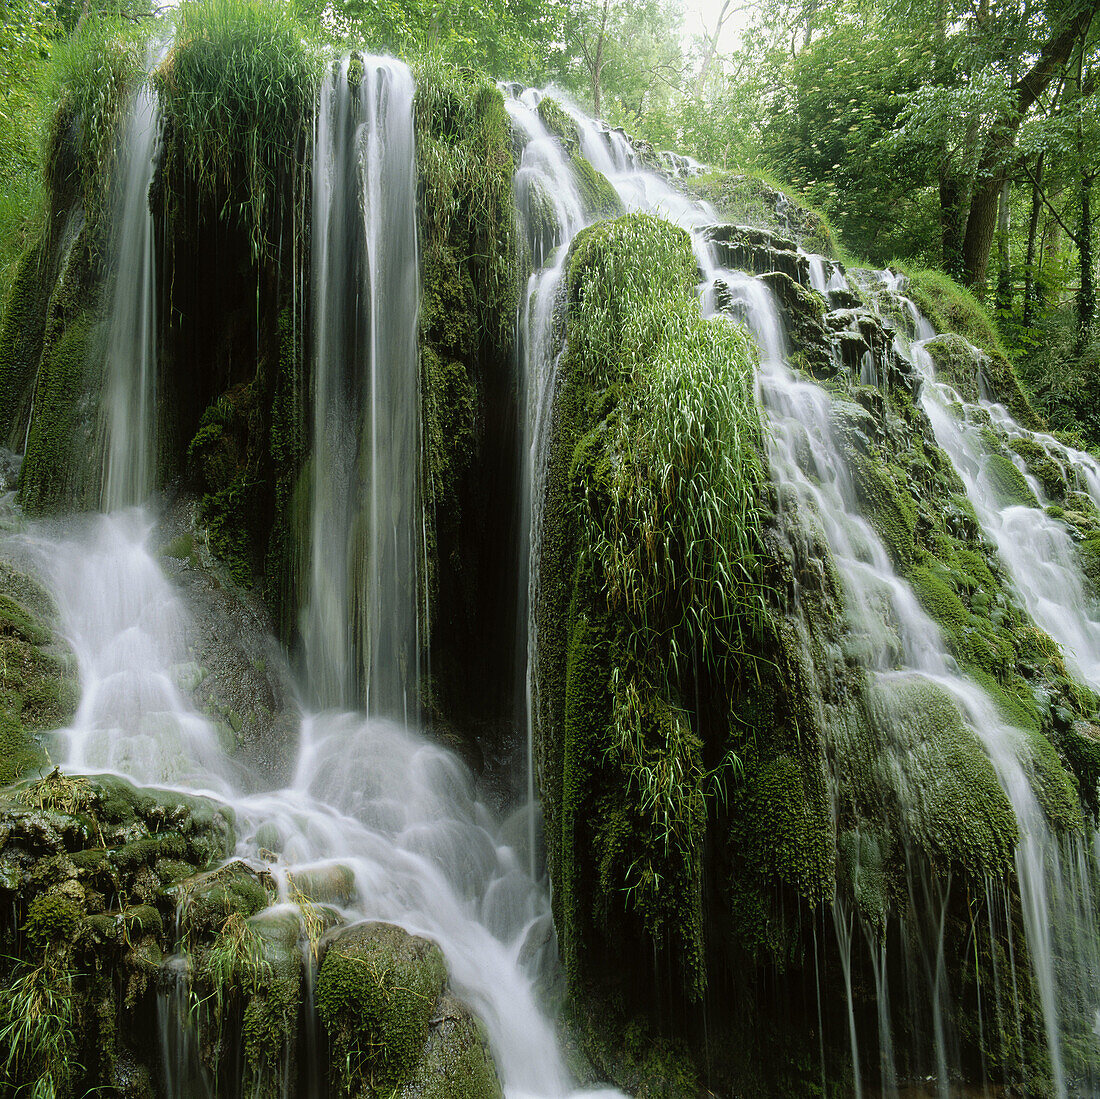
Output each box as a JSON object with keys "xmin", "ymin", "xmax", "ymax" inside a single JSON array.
[
  {"xmin": 509, "ymin": 88, "xmax": 1100, "ymax": 1095},
  {"xmin": 20, "ymin": 509, "xmax": 601, "ymax": 1099},
  {"xmin": 16, "ymin": 59, "xmax": 1100, "ymax": 1099},
  {"xmin": 100, "ymin": 52, "xmax": 164, "ymax": 512},
  {"xmin": 303, "ymin": 57, "xmax": 421, "ymax": 718}
]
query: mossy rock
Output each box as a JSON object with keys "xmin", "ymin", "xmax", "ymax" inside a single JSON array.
[
  {"xmin": 688, "ymin": 171, "xmax": 834, "ymax": 254},
  {"xmin": 317, "ymin": 921, "xmax": 448, "ymax": 1096},
  {"xmin": 397, "ymin": 994, "xmax": 504, "ymax": 1099},
  {"xmin": 0, "ymin": 234, "xmax": 51, "ymax": 447},
  {"xmin": 983, "ymin": 452, "xmax": 1038, "ymax": 509},
  {"xmin": 570, "ymin": 154, "xmax": 622, "ymax": 221},
  {"xmin": 179, "ymin": 860, "xmax": 273, "ymax": 942},
  {"xmin": 868, "ymin": 676, "xmax": 1019, "ymax": 876},
  {"xmin": 1008, "ymin": 436, "xmax": 1070, "ymax": 501},
  {"xmin": 536, "ymin": 96, "xmax": 580, "ymax": 154},
  {"xmin": 0, "ymin": 568, "xmax": 79, "ymax": 785}
]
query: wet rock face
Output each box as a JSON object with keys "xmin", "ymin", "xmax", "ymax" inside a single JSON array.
[
  {"xmin": 156, "ymin": 497, "xmax": 300, "ymax": 786},
  {"xmin": 705, "ymin": 223, "xmax": 808, "ymax": 283},
  {"xmin": 316, "ymin": 920, "xmax": 503, "ymax": 1099}
]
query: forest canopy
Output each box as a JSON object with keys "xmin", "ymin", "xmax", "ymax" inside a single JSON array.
[{"xmin": 0, "ymin": 0, "xmax": 1098, "ymax": 436}]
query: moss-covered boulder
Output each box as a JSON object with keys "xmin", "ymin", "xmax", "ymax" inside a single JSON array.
[
  {"xmin": 396, "ymin": 994, "xmax": 503, "ymax": 1099},
  {"xmin": 689, "ymin": 171, "xmax": 835, "ymax": 255},
  {"xmin": 317, "ymin": 921, "xmax": 497, "ymax": 1099}
]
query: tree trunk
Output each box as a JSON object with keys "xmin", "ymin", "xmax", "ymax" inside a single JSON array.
[
  {"xmin": 1023, "ymin": 153, "xmax": 1044, "ymax": 328},
  {"xmin": 939, "ymin": 169, "xmax": 967, "ymax": 277},
  {"xmin": 1077, "ymin": 174, "xmax": 1095, "ymax": 342},
  {"xmin": 961, "ymin": 9, "xmax": 1090, "ymax": 292},
  {"xmin": 995, "ymin": 179, "xmax": 1012, "ymax": 318}
]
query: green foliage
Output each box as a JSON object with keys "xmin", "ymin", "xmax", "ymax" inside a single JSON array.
[
  {"xmin": 156, "ymin": 0, "xmax": 322, "ymax": 258},
  {"xmin": 540, "ymin": 214, "xmax": 772, "ymax": 1002},
  {"xmin": 892, "ymin": 263, "xmax": 1009, "ymax": 361},
  {"xmin": 43, "ymin": 12, "xmax": 145, "ymax": 230},
  {"xmin": 0, "ymin": 955, "xmax": 79, "ymax": 1099}
]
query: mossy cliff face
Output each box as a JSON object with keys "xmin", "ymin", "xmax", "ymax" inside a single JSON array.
[
  {"xmin": 536, "ymin": 214, "xmax": 841, "ymax": 1093},
  {"xmin": 0, "ymin": 561, "xmax": 79, "ymax": 785},
  {"xmin": 413, "ymin": 60, "xmax": 524, "ymax": 756},
  {"xmin": 537, "ymin": 216, "xmax": 1100, "ymax": 1096}
]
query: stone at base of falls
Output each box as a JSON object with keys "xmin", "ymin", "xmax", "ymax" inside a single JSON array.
[
  {"xmin": 317, "ymin": 920, "xmax": 503, "ymax": 1099},
  {"xmin": 0, "ymin": 771, "xmax": 235, "ymax": 1097}
]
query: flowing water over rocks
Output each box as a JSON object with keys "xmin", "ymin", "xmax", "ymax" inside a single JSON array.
[{"xmin": 8, "ymin": 51, "xmax": 1100, "ymax": 1099}]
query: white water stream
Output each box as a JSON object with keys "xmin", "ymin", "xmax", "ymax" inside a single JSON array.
[
  {"xmin": 100, "ymin": 49, "xmax": 165, "ymax": 512},
  {"xmin": 302, "ymin": 57, "xmax": 421, "ymax": 717}
]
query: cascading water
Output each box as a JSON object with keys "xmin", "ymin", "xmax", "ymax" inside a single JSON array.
[
  {"xmin": 18, "ymin": 510, "xmax": 598, "ymax": 1099},
  {"xmin": 11, "ymin": 57, "xmax": 628, "ymax": 1099},
  {"xmin": 512, "ymin": 89, "xmax": 1100, "ymax": 1096},
  {"xmin": 504, "ymin": 89, "xmax": 588, "ymax": 874},
  {"xmin": 100, "ymin": 52, "xmax": 164, "ymax": 512},
  {"xmin": 303, "ymin": 57, "xmax": 421, "ymax": 718}
]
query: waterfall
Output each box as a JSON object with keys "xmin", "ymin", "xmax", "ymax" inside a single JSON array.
[
  {"xmin": 19, "ymin": 510, "xmax": 596, "ymax": 1098},
  {"xmin": 504, "ymin": 90, "xmax": 587, "ymax": 875},
  {"xmin": 302, "ymin": 57, "xmax": 421, "ymax": 718},
  {"xmin": 12, "ymin": 60, "xmax": 629, "ymax": 1099},
  {"xmin": 100, "ymin": 55, "xmax": 163, "ymax": 512},
  {"xmin": 512, "ymin": 90, "xmax": 1100, "ymax": 1095}
]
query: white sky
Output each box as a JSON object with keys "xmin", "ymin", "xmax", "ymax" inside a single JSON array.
[{"xmin": 678, "ymin": 0, "xmax": 759, "ymax": 53}]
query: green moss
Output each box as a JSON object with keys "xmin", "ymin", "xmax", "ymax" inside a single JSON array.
[
  {"xmin": 868, "ymin": 676, "xmax": 1019, "ymax": 876},
  {"xmin": 0, "ymin": 581, "xmax": 78, "ymax": 785},
  {"xmin": 23, "ymin": 891, "xmax": 84, "ymax": 949},
  {"xmin": 1008, "ymin": 436, "xmax": 1068, "ymax": 501},
  {"xmin": 845, "ymin": 446, "xmax": 918, "ymax": 567},
  {"xmin": 687, "ymin": 169, "xmax": 835, "ymax": 255},
  {"xmin": 984, "ymin": 452, "xmax": 1038, "ymax": 509},
  {"xmin": 316, "ymin": 922, "xmax": 446, "ymax": 1096},
  {"xmin": 536, "ymin": 97, "xmax": 580, "ymax": 154},
  {"xmin": 1059, "ymin": 722, "xmax": 1100, "ymax": 815},
  {"xmin": 1080, "ymin": 536, "xmax": 1100, "ymax": 593},
  {"xmin": 569, "ymin": 154, "xmax": 622, "ymax": 221},
  {"xmin": 181, "ymin": 862, "xmax": 271, "ymax": 943},
  {"xmin": 1022, "ymin": 725, "xmax": 1084, "ymax": 833},
  {"xmin": 398, "ymin": 995, "xmax": 503, "ymax": 1099},
  {"xmin": 923, "ymin": 333, "xmax": 981, "ymax": 402},
  {"xmin": 0, "ymin": 235, "xmax": 50, "ymax": 445}
]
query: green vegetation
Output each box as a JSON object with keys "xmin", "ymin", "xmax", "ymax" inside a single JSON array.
[
  {"xmin": 316, "ymin": 922, "xmax": 447, "ymax": 1096},
  {"xmin": 156, "ymin": 0, "xmax": 322, "ymax": 258},
  {"xmin": 537, "ymin": 213, "xmax": 773, "ymax": 1003},
  {"xmin": 43, "ymin": 12, "xmax": 145, "ymax": 230}
]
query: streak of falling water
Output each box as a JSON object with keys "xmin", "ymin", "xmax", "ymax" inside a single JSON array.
[
  {"xmin": 302, "ymin": 57, "xmax": 421, "ymax": 719},
  {"xmin": 503, "ymin": 89, "xmax": 586, "ymax": 877},
  {"xmin": 100, "ymin": 53, "xmax": 164, "ymax": 512}
]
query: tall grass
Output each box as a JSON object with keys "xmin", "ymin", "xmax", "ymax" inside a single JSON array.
[
  {"xmin": 0, "ymin": 955, "xmax": 79, "ymax": 1099},
  {"xmin": 565, "ymin": 215, "xmax": 771, "ymax": 994},
  {"xmin": 42, "ymin": 12, "xmax": 146, "ymax": 230},
  {"xmin": 156, "ymin": 0, "xmax": 322, "ymax": 258}
]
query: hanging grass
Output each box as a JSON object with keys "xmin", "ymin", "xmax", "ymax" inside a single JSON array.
[
  {"xmin": 567, "ymin": 215, "xmax": 771, "ymax": 687},
  {"xmin": 42, "ymin": 13, "xmax": 146, "ymax": 231},
  {"xmin": 155, "ymin": 0, "xmax": 322, "ymax": 258},
  {"xmin": 545, "ymin": 213, "xmax": 773, "ymax": 1000},
  {"xmin": 0, "ymin": 954, "xmax": 80, "ymax": 1099}
]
